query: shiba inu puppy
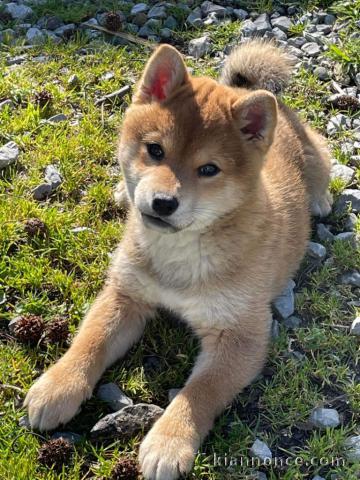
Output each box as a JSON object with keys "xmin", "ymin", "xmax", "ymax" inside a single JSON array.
[{"xmin": 25, "ymin": 40, "xmax": 331, "ymax": 480}]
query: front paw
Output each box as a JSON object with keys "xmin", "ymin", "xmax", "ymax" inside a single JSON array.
[
  {"xmin": 139, "ymin": 418, "xmax": 200, "ymax": 480},
  {"xmin": 24, "ymin": 365, "xmax": 91, "ymax": 431}
]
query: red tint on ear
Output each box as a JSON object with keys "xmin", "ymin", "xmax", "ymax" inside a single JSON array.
[
  {"xmin": 241, "ymin": 103, "xmax": 265, "ymax": 138},
  {"xmin": 149, "ymin": 68, "xmax": 171, "ymax": 101},
  {"xmin": 134, "ymin": 45, "xmax": 188, "ymax": 104}
]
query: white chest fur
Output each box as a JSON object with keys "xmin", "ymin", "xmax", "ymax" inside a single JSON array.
[{"xmin": 120, "ymin": 228, "xmax": 253, "ymax": 330}]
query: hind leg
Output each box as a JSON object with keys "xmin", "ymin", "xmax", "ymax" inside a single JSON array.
[{"xmin": 303, "ymin": 127, "xmax": 333, "ymax": 218}]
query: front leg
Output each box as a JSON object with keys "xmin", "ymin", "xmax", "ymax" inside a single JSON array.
[
  {"xmin": 25, "ymin": 281, "xmax": 154, "ymax": 431},
  {"xmin": 139, "ymin": 314, "xmax": 270, "ymax": 480}
]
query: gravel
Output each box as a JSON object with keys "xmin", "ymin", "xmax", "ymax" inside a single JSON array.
[
  {"xmin": 250, "ymin": 439, "xmax": 272, "ymax": 461},
  {"xmin": 97, "ymin": 383, "xmax": 133, "ymax": 412},
  {"xmin": 309, "ymin": 407, "xmax": 340, "ymax": 428},
  {"xmin": 272, "ymin": 279, "xmax": 295, "ymax": 319},
  {"xmin": 0, "ymin": 141, "xmax": 20, "ymax": 169},
  {"xmin": 341, "ymin": 271, "xmax": 360, "ymax": 287},
  {"xmin": 188, "ymin": 35, "xmax": 211, "ymax": 58},
  {"xmin": 90, "ymin": 403, "xmax": 164, "ymax": 441}
]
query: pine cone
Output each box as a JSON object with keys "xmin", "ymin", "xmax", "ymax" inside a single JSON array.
[
  {"xmin": 13, "ymin": 315, "xmax": 45, "ymax": 345},
  {"xmin": 104, "ymin": 12, "xmax": 122, "ymax": 32},
  {"xmin": 38, "ymin": 438, "xmax": 74, "ymax": 470},
  {"xmin": 23, "ymin": 218, "xmax": 48, "ymax": 238},
  {"xmin": 328, "ymin": 94, "xmax": 360, "ymax": 112},
  {"xmin": 111, "ymin": 458, "xmax": 139, "ymax": 480},
  {"xmin": 44, "ymin": 316, "xmax": 69, "ymax": 344},
  {"xmin": 34, "ymin": 89, "xmax": 53, "ymax": 108}
]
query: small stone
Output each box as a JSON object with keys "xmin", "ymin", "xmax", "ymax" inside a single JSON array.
[
  {"xmin": 335, "ymin": 189, "xmax": 360, "ymax": 214},
  {"xmin": 250, "ymin": 439, "xmax": 272, "ymax": 461},
  {"xmin": 334, "ymin": 232, "xmax": 355, "ymax": 242},
  {"xmin": 344, "ymin": 435, "xmax": 360, "ymax": 462},
  {"xmin": 317, "ymin": 224, "xmax": 334, "ymax": 242},
  {"xmin": 54, "ymin": 24, "xmax": 76, "ymax": 39},
  {"xmin": 301, "ymin": 42, "xmax": 321, "ymax": 57},
  {"xmin": 254, "ymin": 13, "xmax": 272, "ymax": 34},
  {"xmin": 0, "ymin": 141, "xmax": 20, "ymax": 169},
  {"xmin": 51, "ymin": 432, "xmax": 83, "ymax": 444},
  {"xmin": 350, "ymin": 317, "xmax": 360, "ymax": 336},
  {"xmin": 168, "ymin": 388, "xmax": 181, "ymax": 402},
  {"xmin": 130, "ymin": 3, "xmax": 149, "ymax": 15},
  {"xmin": 33, "ymin": 183, "xmax": 53, "ymax": 201},
  {"xmin": 164, "ymin": 16, "xmax": 178, "ymax": 30},
  {"xmin": 201, "ymin": 1, "xmax": 227, "ymax": 18},
  {"xmin": 309, "ymin": 407, "xmax": 340, "ymax": 428},
  {"xmin": 133, "ymin": 12, "xmax": 148, "ymax": 27},
  {"xmin": 70, "ymin": 227, "xmax": 93, "ymax": 233},
  {"xmin": 327, "ymin": 114, "xmax": 352, "ymax": 136},
  {"xmin": 324, "ymin": 14, "xmax": 336, "ymax": 25},
  {"xmin": 97, "ymin": 383, "xmax": 133, "ymax": 412},
  {"xmin": 0, "ymin": 100, "xmax": 14, "ymax": 110},
  {"xmin": 283, "ymin": 315, "xmax": 301, "ymax": 330},
  {"xmin": 160, "ymin": 28, "xmax": 172, "ymax": 39},
  {"xmin": 271, "ymin": 319, "xmax": 280, "ymax": 338},
  {"xmin": 19, "ymin": 415, "xmax": 31, "ymax": 428},
  {"xmin": 271, "ymin": 16, "xmax": 292, "ymax": 32},
  {"xmin": 242, "ymin": 19, "xmax": 257, "ymax": 37},
  {"xmin": 308, "ymin": 242, "xmax": 327, "ymax": 261},
  {"xmin": 188, "ymin": 36, "xmax": 211, "ymax": 59},
  {"xmin": 314, "ymin": 66, "xmax": 330, "ymax": 81},
  {"xmin": 48, "ymin": 113, "xmax": 67, "ymax": 124},
  {"xmin": 186, "ymin": 7, "xmax": 202, "ymax": 26},
  {"xmin": 273, "ymin": 279, "xmax": 296, "ymax": 319},
  {"xmin": 67, "ymin": 74, "xmax": 80, "ymax": 88},
  {"xmin": 45, "ymin": 164, "xmax": 62, "ymax": 189},
  {"xmin": 254, "ymin": 473, "xmax": 267, "ymax": 480},
  {"xmin": 341, "ymin": 271, "xmax": 360, "ymax": 287},
  {"xmin": 288, "ymin": 37, "xmax": 306, "ymax": 48},
  {"xmin": 90, "ymin": 403, "xmax": 164, "ymax": 441},
  {"xmin": 316, "ymin": 24, "xmax": 332, "ymax": 34},
  {"xmin": 5, "ymin": 3, "xmax": 33, "ymax": 21},
  {"xmin": 350, "ymin": 156, "xmax": 360, "ymax": 167},
  {"xmin": 272, "ymin": 27, "xmax": 287, "ymax": 41},
  {"xmin": 330, "ymin": 164, "xmax": 354, "ymax": 184},
  {"xmin": 26, "ymin": 27, "xmax": 46, "ymax": 45},
  {"xmin": 233, "ymin": 9, "xmax": 248, "ymax": 20},
  {"xmin": 312, "ymin": 476, "xmax": 326, "ymax": 480},
  {"xmin": 147, "ymin": 5, "xmax": 167, "ymax": 19},
  {"xmin": 344, "ymin": 213, "xmax": 357, "ymax": 231}
]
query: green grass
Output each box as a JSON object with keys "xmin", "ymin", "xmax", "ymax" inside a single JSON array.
[{"xmin": 1, "ymin": 1, "xmax": 360, "ymax": 479}]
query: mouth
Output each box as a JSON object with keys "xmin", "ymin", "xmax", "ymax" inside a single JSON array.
[{"xmin": 141, "ymin": 213, "xmax": 178, "ymax": 233}]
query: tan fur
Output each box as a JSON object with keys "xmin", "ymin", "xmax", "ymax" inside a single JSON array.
[{"xmin": 25, "ymin": 42, "xmax": 331, "ymax": 479}]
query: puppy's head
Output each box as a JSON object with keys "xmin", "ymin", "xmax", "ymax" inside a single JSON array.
[{"xmin": 118, "ymin": 45, "xmax": 277, "ymax": 234}]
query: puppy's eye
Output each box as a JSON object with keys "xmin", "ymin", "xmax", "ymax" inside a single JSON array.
[
  {"xmin": 146, "ymin": 143, "xmax": 164, "ymax": 160},
  {"xmin": 198, "ymin": 164, "xmax": 220, "ymax": 177}
]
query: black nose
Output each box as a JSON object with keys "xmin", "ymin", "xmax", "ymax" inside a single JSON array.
[{"xmin": 152, "ymin": 195, "xmax": 179, "ymax": 216}]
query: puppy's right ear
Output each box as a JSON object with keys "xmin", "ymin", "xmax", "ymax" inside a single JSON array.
[{"xmin": 133, "ymin": 45, "xmax": 189, "ymax": 104}]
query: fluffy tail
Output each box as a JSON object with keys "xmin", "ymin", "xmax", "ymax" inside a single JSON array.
[{"xmin": 220, "ymin": 39, "xmax": 294, "ymax": 94}]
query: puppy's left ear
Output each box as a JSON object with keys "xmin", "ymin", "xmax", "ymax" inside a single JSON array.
[
  {"xmin": 134, "ymin": 45, "xmax": 189, "ymax": 104},
  {"xmin": 232, "ymin": 90, "xmax": 277, "ymax": 152}
]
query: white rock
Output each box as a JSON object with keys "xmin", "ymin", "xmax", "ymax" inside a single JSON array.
[
  {"xmin": 271, "ymin": 16, "xmax": 292, "ymax": 32},
  {"xmin": 0, "ymin": 141, "xmax": 20, "ymax": 169},
  {"xmin": 335, "ymin": 189, "xmax": 360, "ymax": 213},
  {"xmin": 327, "ymin": 114, "xmax": 351, "ymax": 136},
  {"xmin": 5, "ymin": 3, "xmax": 33, "ymax": 21},
  {"xmin": 188, "ymin": 36, "xmax": 211, "ymax": 58},
  {"xmin": 341, "ymin": 271, "xmax": 360, "ymax": 287},
  {"xmin": 301, "ymin": 42, "xmax": 321, "ymax": 56},
  {"xmin": 344, "ymin": 435, "xmax": 360, "ymax": 462},
  {"xmin": 309, "ymin": 408, "xmax": 340, "ymax": 428},
  {"xmin": 308, "ymin": 241, "xmax": 327, "ymax": 260},
  {"xmin": 45, "ymin": 164, "xmax": 62, "ymax": 188},
  {"xmin": 26, "ymin": 27, "xmax": 46, "ymax": 45},
  {"xmin": 350, "ymin": 317, "xmax": 360, "ymax": 336},
  {"xmin": 250, "ymin": 439, "xmax": 272, "ymax": 461},
  {"xmin": 97, "ymin": 383, "xmax": 133, "ymax": 411},
  {"xmin": 330, "ymin": 164, "xmax": 355, "ymax": 184},
  {"xmin": 334, "ymin": 232, "xmax": 355, "ymax": 242}
]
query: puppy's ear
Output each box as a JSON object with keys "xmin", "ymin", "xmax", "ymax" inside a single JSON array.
[
  {"xmin": 134, "ymin": 45, "xmax": 188, "ymax": 104},
  {"xmin": 232, "ymin": 91, "xmax": 277, "ymax": 151}
]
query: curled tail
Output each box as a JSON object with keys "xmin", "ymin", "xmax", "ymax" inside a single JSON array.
[{"xmin": 220, "ymin": 39, "xmax": 294, "ymax": 94}]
